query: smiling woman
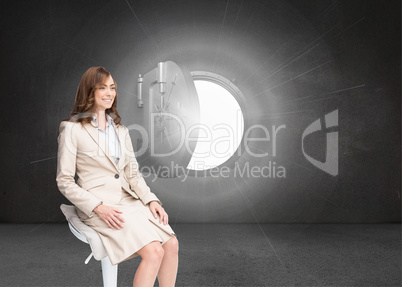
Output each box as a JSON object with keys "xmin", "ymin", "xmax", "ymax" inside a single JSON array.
[
  {"xmin": 187, "ymin": 72, "xmax": 245, "ymax": 171},
  {"xmin": 65, "ymin": 67, "xmax": 121, "ymax": 126},
  {"xmin": 57, "ymin": 66, "xmax": 179, "ymax": 287}
]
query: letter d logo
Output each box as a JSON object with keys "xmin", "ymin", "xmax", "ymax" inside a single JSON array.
[{"xmin": 302, "ymin": 110, "xmax": 338, "ymax": 176}]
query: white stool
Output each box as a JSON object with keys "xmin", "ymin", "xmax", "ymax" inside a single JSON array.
[{"xmin": 60, "ymin": 204, "xmax": 118, "ymax": 287}]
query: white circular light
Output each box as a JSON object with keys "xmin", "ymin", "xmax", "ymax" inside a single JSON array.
[{"xmin": 187, "ymin": 80, "xmax": 244, "ymax": 171}]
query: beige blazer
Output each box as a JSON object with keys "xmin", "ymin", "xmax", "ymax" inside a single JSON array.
[{"xmin": 56, "ymin": 119, "xmax": 161, "ymax": 218}]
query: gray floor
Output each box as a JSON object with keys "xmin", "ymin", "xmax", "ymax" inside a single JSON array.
[{"xmin": 0, "ymin": 223, "xmax": 400, "ymax": 287}]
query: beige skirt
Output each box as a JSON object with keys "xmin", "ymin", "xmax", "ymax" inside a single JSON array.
[{"xmin": 79, "ymin": 189, "xmax": 176, "ymax": 265}]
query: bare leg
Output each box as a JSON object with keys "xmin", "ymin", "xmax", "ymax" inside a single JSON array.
[
  {"xmin": 133, "ymin": 241, "xmax": 165, "ymax": 287},
  {"xmin": 157, "ymin": 236, "xmax": 179, "ymax": 287}
]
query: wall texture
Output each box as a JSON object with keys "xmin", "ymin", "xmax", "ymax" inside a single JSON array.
[{"xmin": 0, "ymin": 0, "xmax": 400, "ymax": 223}]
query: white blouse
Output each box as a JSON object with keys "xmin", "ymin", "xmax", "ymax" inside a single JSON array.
[{"xmin": 92, "ymin": 114, "xmax": 121, "ymax": 165}]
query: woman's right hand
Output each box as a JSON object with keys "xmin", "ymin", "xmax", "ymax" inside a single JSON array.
[{"xmin": 93, "ymin": 204, "xmax": 125, "ymax": 230}]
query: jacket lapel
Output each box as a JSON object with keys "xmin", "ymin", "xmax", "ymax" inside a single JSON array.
[
  {"xmin": 114, "ymin": 123, "xmax": 127, "ymax": 170},
  {"xmin": 83, "ymin": 123, "xmax": 120, "ymax": 171}
]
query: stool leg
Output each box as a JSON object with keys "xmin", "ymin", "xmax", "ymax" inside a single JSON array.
[{"xmin": 101, "ymin": 257, "xmax": 118, "ymax": 287}]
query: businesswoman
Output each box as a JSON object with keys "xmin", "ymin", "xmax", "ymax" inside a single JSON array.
[{"xmin": 56, "ymin": 66, "xmax": 178, "ymax": 287}]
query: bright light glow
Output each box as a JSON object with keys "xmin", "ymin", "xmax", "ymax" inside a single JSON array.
[{"xmin": 187, "ymin": 80, "xmax": 244, "ymax": 171}]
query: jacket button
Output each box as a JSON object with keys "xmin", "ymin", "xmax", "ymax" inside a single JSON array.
[{"xmin": 114, "ymin": 174, "xmax": 119, "ymax": 179}]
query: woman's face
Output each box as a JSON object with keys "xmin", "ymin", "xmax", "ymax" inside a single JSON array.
[{"xmin": 93, "ymin": 75, "xmax": 116, "ymax": 112}]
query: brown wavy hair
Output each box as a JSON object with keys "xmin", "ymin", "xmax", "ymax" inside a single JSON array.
[{"xmin": 65, "ymin": 66, "xmax": 121, "ymax": 125}]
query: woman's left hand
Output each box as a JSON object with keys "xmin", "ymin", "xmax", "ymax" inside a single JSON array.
[{"xmin": 149, "ymin": 201, "xmax": 168, "ymax": 225}]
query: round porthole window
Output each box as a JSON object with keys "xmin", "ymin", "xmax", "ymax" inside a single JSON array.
[{"xmin": 187, "ymin": 72, "xmax": 245, "ymax": 171}]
